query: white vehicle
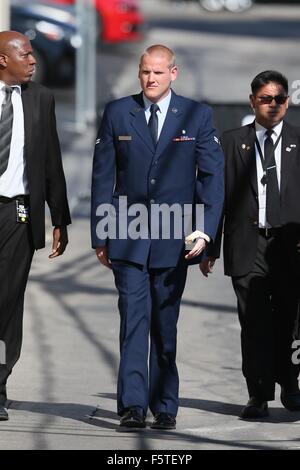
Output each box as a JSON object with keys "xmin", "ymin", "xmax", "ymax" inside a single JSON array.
[{"xmin": 199, "ymin": 0, "xmax": 253, "ymax": 12}]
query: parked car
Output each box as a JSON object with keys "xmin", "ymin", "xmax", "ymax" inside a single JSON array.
[
  {"xmin": 170, "ymin": 0, "xmax": 253, "ymax": 11},
  {"xmin": 48, "ymin": 0, "xmax": 144, "ymax": 42},
  {"xmin": 171, "ymin": 0, "xmax": 299, "ymax": 11},
  {"xmin": 11, "ymin": 0, "xmax": 80, "ymax": 84},
  {"xmin": 199, "ymin": 0, "xmax": 253, "ymax": 11}
]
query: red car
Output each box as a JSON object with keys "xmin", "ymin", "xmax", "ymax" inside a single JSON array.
[{"xmin": 50, "ymin": 0, "xmax": 144, "ymax": 42}]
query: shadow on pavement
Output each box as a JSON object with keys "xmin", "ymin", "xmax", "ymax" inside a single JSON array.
[
  {"xmin": 8, "ymin": 400, "xmax": 117, "ymax": 431},
  {"xmin": 6, "ymin": 396, "xmax": 300, "ymax": 449},
  {"xmin": 179, "ymin": 397, "xmax": 300, "ymax": 423}
]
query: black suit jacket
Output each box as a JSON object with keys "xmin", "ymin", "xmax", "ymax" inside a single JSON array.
[
  {"xmin": 21, "ymin": 81, "xmax": 71, "ymax": 249},
  {"xmin": 211, "ymin": 120, "xmax": 300, "ymax": 277}
]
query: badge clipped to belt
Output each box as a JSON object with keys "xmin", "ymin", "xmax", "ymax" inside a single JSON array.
[{"xmin": 16, "ymin": 199, "xmax": 29, "ymax": 224}]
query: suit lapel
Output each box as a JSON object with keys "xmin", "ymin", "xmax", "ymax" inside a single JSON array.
[
  {"xmin": 130, "ymin": 93, "xmax": 155, "ymax": 153},
  {"xmin": 237, "ymin": 122, "xmax": 258, "ymax": 196},
  {"xmin": 129, "ymin": 91, "xmax": 183, "ymax": 157},
  {"xmin": 280, "ymin": 121, "xmax": 298, "ymax": 195},
  {"xmin": 155, "ymin": 91, "xmax": 182, "ymax": 159},
  {"xmin": 21, "ymin": 83, "xmax": 34, "ymax": 166},
  {"xmin": 235, "ymin": 121, "xmax": 298, "ymax": 198}
]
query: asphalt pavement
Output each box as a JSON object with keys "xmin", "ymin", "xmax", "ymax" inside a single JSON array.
[{"xmin": 116, "ymin": 0, "xmax": 300, "ymax": 104}]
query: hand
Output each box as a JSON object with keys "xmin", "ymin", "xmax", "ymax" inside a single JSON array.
[
  {"xmin": 49, "ymin": 225, "xmax": 68, "ymax": 259},
  {"xmin": 185, "ymin": 238, "xmax": 207, "ymax": 260},
  {"xmin": 199, "ymin": 257, "xmax": 216, "ymax": 277},
  {"xmin": 95, "ymin": 246, "xmax": 112, "ymax": 269}
]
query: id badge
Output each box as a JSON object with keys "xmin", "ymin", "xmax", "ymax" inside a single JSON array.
[{"xmin": 16, "ymin": 200, "xmax": 29, "ymax": 224}]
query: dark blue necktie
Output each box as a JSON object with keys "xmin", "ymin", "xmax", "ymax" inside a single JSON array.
[
  {"xmin": 0, "ymin": 86, "xmax": 13, "ymax": 176},
  {"xmin": 148, "ymin": 103, "xmax": 159, "ymax": 146},
  {"xmin": 264, "ymin": 129, "xmax": 281, "ymax": 227}
]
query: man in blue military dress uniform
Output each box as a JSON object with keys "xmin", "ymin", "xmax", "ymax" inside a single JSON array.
[{"xmin": 91, "ymin": 45, "xmax": 224, "ymax": 429}]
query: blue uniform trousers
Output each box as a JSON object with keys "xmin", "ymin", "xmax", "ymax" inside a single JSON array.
[{"xmin": 112, "ymin": 260, "xmax": 188, "ymax": 417}]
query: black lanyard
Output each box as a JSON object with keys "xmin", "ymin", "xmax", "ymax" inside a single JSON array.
[{"xmin": 255, "ymin": 131, "xmax": 282, "ymax": 186}]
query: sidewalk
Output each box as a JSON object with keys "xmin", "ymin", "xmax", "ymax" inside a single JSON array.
[
  {"xmin": 0, "ymin": 124, "xmax": 300, "ymax": 451},
  {"xmin": 3, "ymin": 212, "xmax": 300, "ymax": 450}
]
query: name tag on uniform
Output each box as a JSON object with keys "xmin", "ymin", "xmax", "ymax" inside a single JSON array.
[
  {"xmin": 16, "ymin": 200, "xmax": 29, "ymax": 224},
  {"xmin": 172, "ymin": 136, "xmax": 195, "ymax": 142},
  {"xmin": 118, "ymin": 136, "xmax": 132, "ymax": 141}
]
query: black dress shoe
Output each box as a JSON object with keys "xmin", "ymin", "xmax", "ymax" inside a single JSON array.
[
  {"xmin": 239, "ymin": 397, "xmax": 269, "ymax": 419},
  {"xmin": 281, "ymin": 390, "xmax": 300, "ymax": 411},
  {"xmin": 120, "ymin": 407, "xmax": 146, "ymax": 428},
  {"xmin": 151, "ymin": 412, "xmax": 176, "ymax": 430},
  {"xmin": 0, "ymin": 405, "xmax": 8, "ymax": 421}
]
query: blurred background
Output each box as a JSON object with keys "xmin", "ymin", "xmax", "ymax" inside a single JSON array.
[
  {"xmin": 1, "ymin": 0, "xmax": 300, "ymax": 127},
  {"xmin": 1, "ymin": 0, "xmax": 300, "ymax": 210}
]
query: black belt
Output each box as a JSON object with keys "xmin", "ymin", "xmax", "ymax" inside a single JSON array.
[
  {"xmin": 0, "ymin": 195, "xmax": 29, "ymax": 204},
  {"xmin": 258, "ymin": 227, "xmax": 280, "ymax": 238}
]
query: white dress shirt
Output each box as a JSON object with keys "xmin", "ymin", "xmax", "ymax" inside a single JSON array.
[
  {"xmin": 0, "ymin": 80, "xmax": 28, "ymax": 197},
  {"xmin": 143, "ymin": 90, "xmax": 210, "ymax": 244},
  {"xmin": 255, "ymin": 120, "xmax": 283, "ymax": 228},
  {"xmin": 143, "ymin": 91, "xmax": 172, "ymax": 140}
]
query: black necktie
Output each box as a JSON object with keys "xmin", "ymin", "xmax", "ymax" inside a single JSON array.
[
  {"xmin": 264, "ymin": 129, "xmax": 281, "ymax": 227},
  {"xmin": 0, "ymin": 86, "xmax": 14, "ymax": 177},
  {"xmin": 148, "ymin": 103, "xmax": 159, "ymax": 146}
]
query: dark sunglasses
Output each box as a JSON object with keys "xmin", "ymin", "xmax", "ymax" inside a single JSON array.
[{"xmin": 256, "ymin": 94, "xmax": 288, "ymax": 105}]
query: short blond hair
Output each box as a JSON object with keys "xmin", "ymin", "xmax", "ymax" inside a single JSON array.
[{"xmin": 139, "ymin": 45, "xmax": 176, "ymax": 69}]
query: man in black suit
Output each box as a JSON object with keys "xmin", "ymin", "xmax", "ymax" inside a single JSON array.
[
  {"xmin": 0, "ymin": 31, "xmax": 71, "ymax": 420},
  {"xmin": 201, "ymin": 70, "xmax": 300, "ymax": 419}
]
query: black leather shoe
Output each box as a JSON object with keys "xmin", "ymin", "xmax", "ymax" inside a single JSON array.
[
  {"xmin": 151, "ymin": 412, "xmax": 176, "ymax": 430},
  {"xmin": 0, "ymin": 405, "xmax": 8, "ymax": 421},
  {"xmin": 281, "ymin": 390, "xmax": 300, "ymax": 411},
  {"xmin": 120, "ymin": 407, "xmax": 146, "ymax": 428},
  {"xmin": 239, "ymin": 397, "xmax": 269, "ymax": 419}
]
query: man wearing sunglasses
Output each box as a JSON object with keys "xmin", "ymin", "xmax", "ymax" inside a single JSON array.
[{"xmin": 201, "ymin": 70, "xmax": 300, "ymax": 419}]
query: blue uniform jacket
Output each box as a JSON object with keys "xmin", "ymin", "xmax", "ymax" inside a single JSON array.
[{"xmin": 91, "ymin": 90, "xmax": 224, "ymax": 268}]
